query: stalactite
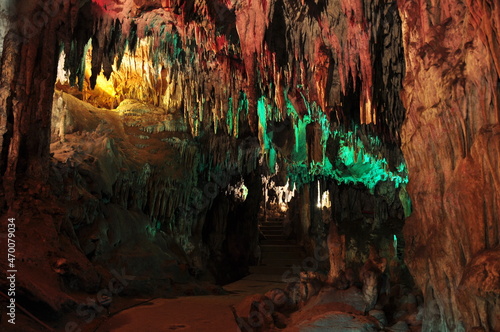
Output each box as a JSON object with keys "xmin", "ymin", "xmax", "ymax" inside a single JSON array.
[
  {"xmin": 57, "ymin": 0, "xmax": 406, "ymax": 147},
  {"xmin": 49, "ymin": 1, "xmax": 410, "ymax": 233},
  {"xmin": 0, "ymin": 0, "xmax": 417, "ymax": 315}
]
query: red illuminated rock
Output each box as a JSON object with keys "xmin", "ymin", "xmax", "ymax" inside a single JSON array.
[
  {"xmin": 399, "ymin": 0, "xmax": 500, "ymax": 330},
  {"xmin": 0, "ymin": 1, "xmax": 498, "ymax": 331}
]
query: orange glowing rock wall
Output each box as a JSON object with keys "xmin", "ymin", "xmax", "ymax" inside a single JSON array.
[{"xmin": 398, "ymin": 0, "xmax": 500, "ymax": 330}]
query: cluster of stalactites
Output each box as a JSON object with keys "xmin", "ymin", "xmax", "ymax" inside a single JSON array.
[
  {"xmin": 61, "ymin": 0, "xmax": 405, "ymax": 142},
  {"xmin": 57, "ymin": 0, "xmax": 409, "ymax": 193}
]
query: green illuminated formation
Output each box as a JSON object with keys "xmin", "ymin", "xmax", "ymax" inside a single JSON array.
[
  {"xmin": 62, "ymin": 17, "xmax": 409, "ymax": 201},
  {"xmin": 58, "ymin": 3, "xmax": 408, "ymax": 201},
  {"xmin": 254, "ymin": 93, "xmax": 409, "ymax": 193},
  {"xmin": 286, "ymin": 130, "xmax": 408, "ymax": 192}
]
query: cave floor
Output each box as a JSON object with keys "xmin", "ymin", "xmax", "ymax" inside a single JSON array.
[
  {"xmin": 83, "ymin": 221, "xmax": 294, "ymax": 331},
  {"xmin": 85, "ymin": 275, "xmax": 285, "ymax": 332}
]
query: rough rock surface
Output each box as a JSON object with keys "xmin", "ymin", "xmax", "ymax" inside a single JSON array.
[
  {"xmin": 0, "ymin": 0, "xmax": 407, "ymax": 309},
  {"xmin": 0, "ymin": 1, "xmax": 498, "ymax": 331},
  {"xmin": 398, "ymin": 0, "xmax": 500, "ymax": 330}
]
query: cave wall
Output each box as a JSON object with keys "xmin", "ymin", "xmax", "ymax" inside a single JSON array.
[
  {"xmin": 49, "ymin": 90, "xmax": 264, "ymax": 291},
  {"xmin": 398, "ymin": 0, "xmax": 500, "ymax": 330},
  {"xmin": 0, "ymin": 0, "xmax": 80, "ymax": 196},
  {"xmin": 0, "ymin": 1, "xmax": 9, "ymax": 54},
  {"xmin": 0, "ymin": 0, "xmax": 100, "ymax": 312}
]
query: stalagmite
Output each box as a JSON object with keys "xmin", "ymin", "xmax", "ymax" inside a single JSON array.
[{"xmin": 326, "ymin": 218, "xmax": 346, "ymax": 284}]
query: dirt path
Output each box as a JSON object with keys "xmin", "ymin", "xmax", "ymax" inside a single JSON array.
[{"xmin": 91, "ymin": 276, "xmax": 284, "ymax": 332}]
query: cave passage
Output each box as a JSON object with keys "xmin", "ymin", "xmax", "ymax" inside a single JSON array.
[{"xmin": 1, "ymin": 0, "xmax": 499, "ymax": 332}]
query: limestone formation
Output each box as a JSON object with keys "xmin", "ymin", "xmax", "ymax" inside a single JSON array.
[{"xmin": 0, "ymin": 0, "xmax": 497, "ymax": 331}]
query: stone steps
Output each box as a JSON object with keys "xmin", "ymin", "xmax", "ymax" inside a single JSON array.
[
  {"xmin": 261, "ymin": 234, "xmax": 286, "ymax": 243},
  {"xmin": 263, "ymin": 250, "xmax": 305, "ymax": 260},
  {"xmin": 260, "ymin": 221, "xmax": 283, "ymax": 227},
  {"xmin": 261, "ymin": 257, "xmax": 303, "ymax": 266},
  {"xmin": 260, "ymin": 244, "xmax": 303, "ymax": 252},
  {"xmin": 261, "ymin": 240, "xmax": 294, "ymax": 245},
  {"xmin": 249, "ymin": 265, "xmax": 292, "ymax": 275},
  {"xmin": 259, "ymin": 229, "xmax": 283, "ymax": 236},
  {"xmin": 249, "ymin": 218, "xmax": 305, "ymax": 278}
]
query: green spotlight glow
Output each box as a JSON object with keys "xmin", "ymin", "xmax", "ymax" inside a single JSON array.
[{"xmin": 253, "ymin": 93, "xmax": 409, "ymax": 193}]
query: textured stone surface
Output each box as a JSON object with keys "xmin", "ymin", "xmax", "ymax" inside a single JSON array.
[
  {"xmin": 1, "ymin": 0, "xmax": 407, "ymax": 298},
  {"xmin": 398, "ymin": 0, "xmax": 500, "ymax": 330},
  {"xmin": 0, "ymin": 1, "xmax": 498, "ymax": 331}
]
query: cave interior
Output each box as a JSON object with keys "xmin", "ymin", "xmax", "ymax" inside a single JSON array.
[{"xmin": 0, "ymin": 0, "xmax": 499, "ymax": 331}]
